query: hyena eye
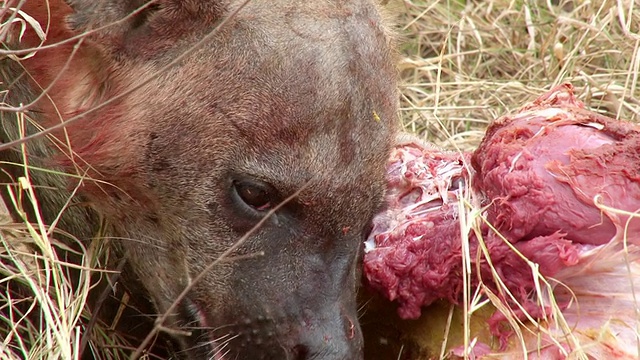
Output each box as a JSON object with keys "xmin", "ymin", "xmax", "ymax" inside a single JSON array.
[{"xmin": 233, "ymin": 179, "xmax": 275, "ymax": 211}]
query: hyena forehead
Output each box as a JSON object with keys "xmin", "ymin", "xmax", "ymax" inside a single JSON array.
[
  {"xmin": 144, "ymin": 3, "xmax": 398, "ymax": 164},
  {"xmin": 243, "ymin": 9, "xmax": 395, "ymax": 138}
]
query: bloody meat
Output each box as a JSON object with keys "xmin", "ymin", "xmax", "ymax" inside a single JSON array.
[{"xmin": 364, "ymin": 84, "xmax": 640, "ymax": 346}]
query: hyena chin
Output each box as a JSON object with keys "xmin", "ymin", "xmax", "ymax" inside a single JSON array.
[{"xmin": 1, "ymin": 0, "xmax": 398, "ymax": 358}]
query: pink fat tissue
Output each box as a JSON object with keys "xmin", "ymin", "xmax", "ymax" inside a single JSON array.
[{"xmin": 364, "ymin": 84, "xmax": 640, "ymax": 358}]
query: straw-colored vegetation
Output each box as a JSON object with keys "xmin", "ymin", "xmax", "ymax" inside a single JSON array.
[
  {"xmin": 396, "ymin": 0, "xmax": 639, "ymax": 150},
  {"xmin": 1, "ymin": 0, "xmax": 639, "ymax": 359}
]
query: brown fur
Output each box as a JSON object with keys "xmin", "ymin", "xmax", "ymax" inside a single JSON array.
[{"xmin": 1, "ymin": 1, "xmax": 399, "ymax": 358}]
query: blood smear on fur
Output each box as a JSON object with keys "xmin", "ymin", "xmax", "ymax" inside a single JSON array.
[{"xmin": 364, "ymin": 84, "xmax": 640, "ymax": 359}]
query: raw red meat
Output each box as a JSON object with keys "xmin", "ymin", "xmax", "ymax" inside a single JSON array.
[
  {"xmin": 363, "ymin": 139, "xmax": 472, "ymax": 319},
  {"xmin": 473, "ymin": 84, "xmax": 640, "ymax": 246},
  {"xmin": 364, "ymin": 84, "xmax": 640, "ymax": 357}
]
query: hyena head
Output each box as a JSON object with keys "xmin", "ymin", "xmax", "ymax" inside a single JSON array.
[{"xmin": 6, "ymin": 0, "xmax": 398, "ymax": 358}]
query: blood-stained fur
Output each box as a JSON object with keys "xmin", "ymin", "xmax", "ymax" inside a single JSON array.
[{"xmin": 0, "ymin": 0, "xmax": 398, "ymax": 359}]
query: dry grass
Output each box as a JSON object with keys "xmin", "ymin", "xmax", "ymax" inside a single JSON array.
[
  {"xmin": 1, "ymin": 0, "xmax": 639, "ymax": 359},
  {"xmin": 396, "ymin": 0, "xmax": 640, "ymax": 151},
  {"xmin": 0, "ymin": 114, "xmax": 132, "ymax": 358}
]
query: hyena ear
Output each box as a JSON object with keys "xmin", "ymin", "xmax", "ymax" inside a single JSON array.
[{"xmin": 65, "ymin": 0, "xmax": 224, "ymax": 56}]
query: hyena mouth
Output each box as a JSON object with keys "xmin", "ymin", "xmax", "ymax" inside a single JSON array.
[{"xmin": 178, "ymin": 299, "xmax": 229, "ymax": 360}]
